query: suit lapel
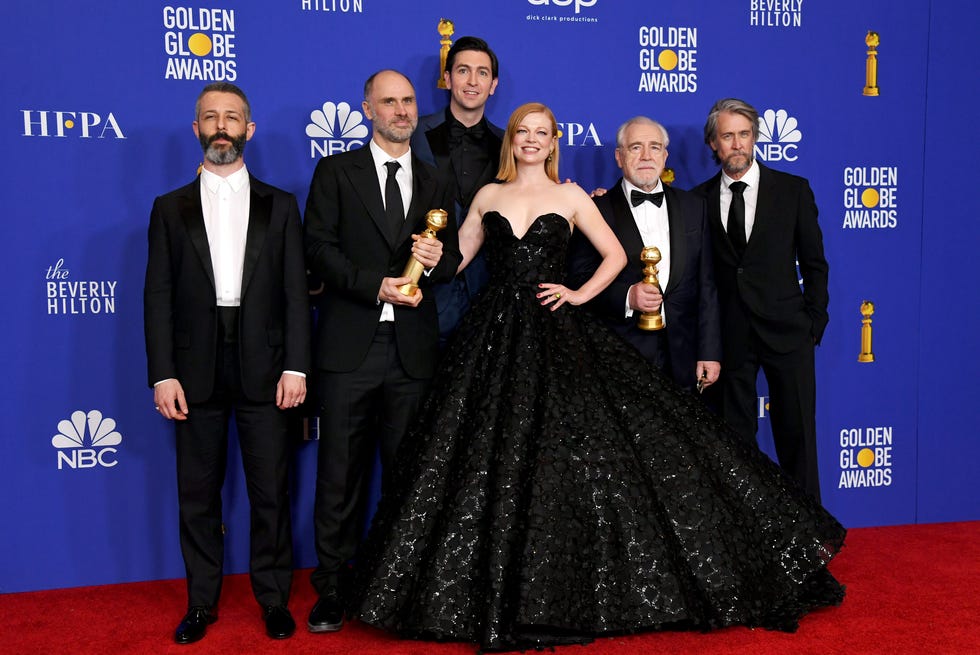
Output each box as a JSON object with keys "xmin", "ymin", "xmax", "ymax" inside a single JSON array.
[
  {"xmin": 704, "ymin": 172, "xmax": 735, "ymax": 259},
  {"xmin": 179, "ymin": 179, "xmax": 216, "ymax": 290},
  {"xmin": 610, "ymin": 182, "xmax": 646, "ymax": 266},
  {"xmin": 399, "ymin": 155, "xmax": 437, "ymax": 244},
  {"xmin": 749, "ymin": 163, "xmax": 775, "ymax": 254},
  {"xmin": 425, "ymin": 120, "xmax": 452, "ymax": 169},
  {"xmin": 478, "ymin": 129, "xmax": 503, "ymax": 187},
  {"xmin": 241, "ymin": 176, "xmax": 271, "ymax": 298},
  {"xmin": 663, "ymin": 187, "xmax": 687, "ymax": 294},
  {"xmin": 344, "ymin": 146, "xmax": 392, "ymax": 247}
]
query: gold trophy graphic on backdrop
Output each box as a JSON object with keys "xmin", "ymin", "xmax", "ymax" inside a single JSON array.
[
  {"xmin": 398, "ymin": 209, "xmax": 449, "ymax": 296},
  {"xmin": 436, "ymin": 19, "xmax": 455, "ymax": 89},
  {"xmin": 637, "ymin": 246, "xmax": 665, "ymax": 331},
  {"xmin": 858, "ymin": 300, "xmax": 875, "ymax": 362},
  {"xmin": 863, "ymin": 31, "xmax": 880, "ymax": 96}
]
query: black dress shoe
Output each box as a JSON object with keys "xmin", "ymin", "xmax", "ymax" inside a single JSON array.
[
  {"xmin": 174, "ymin": 606, "xmax": 217, "ymax": 644},
  {"xmin": 263, "ymin": 605, "xmax": 296, "ymax": 639},
  {"xmin": 308, "ymin": 594, "xmax": 344, "ymax": 632}
]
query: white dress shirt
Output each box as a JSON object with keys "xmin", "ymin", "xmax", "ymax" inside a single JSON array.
[
  {"xmin": 201, "ymin": 165, "xmax": 250, "ymax": 307},
  {"xmin": 193, "ymin": 164, "xmax": 303, "ymax": 382},
  {"xmin": 370, "ymin": 140, "xmax": 414, "ymax": 322},
  {"xmin": 622, "ymin": 178, "xmax": 670, "ymax": 325},
  {"xmin": 719, "ymin": 159, "xmax": 761, "ymax": 245}
]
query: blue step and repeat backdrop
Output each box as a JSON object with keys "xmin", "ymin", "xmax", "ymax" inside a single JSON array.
[{"xmin": 2, "ymin": 1, "xmax": 977, "ymax": 593}]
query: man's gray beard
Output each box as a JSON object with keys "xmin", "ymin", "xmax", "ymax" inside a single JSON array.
[
  {"xmin": 204, "ymin": 141, "xmax": 244, "ymax": 165},
  {"xmin": 200, "ymin": 130, "xmax": 247, "ymax": 166},
  {"xmin": 723, "ymin": 152, "xmax": 753, "ymax": 176},
  {"xmin": 374, "ymin": 122, "xmax": 415, "ymax": 144}
]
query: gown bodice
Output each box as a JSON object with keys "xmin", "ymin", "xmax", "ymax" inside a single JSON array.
[{"xmin": 482, "ymin": 211, "xmax": 571, "ymax": 289}]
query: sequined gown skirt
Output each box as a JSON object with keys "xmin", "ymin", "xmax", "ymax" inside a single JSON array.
[{"xmin": 351, "ymin": 212, "xmax": 844, "ymax": 651}]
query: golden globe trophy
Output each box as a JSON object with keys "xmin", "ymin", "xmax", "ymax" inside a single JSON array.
[
  {"xmin": 858, "ymin": 300, "xmax": 875, "ymax": 362},
  {"xmin": 637, "ymin": 246, "xmax": 665, "ymax": 331},
  {"xmin": 437, "ymin": 19, "xmax": 454, "ymax": 89},
  {"xmin": 660, "ymin": 167, "xmax": 675, "ymax": 187},
  {"xmin": 863, "ymin": 31, "xmax": 880, "ymax": 96},
  {"xmin": 398, "ymin": 209, "xmax": 449, "ymax": 296}
]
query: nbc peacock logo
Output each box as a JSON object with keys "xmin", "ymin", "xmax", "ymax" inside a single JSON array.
[
  {"xmin": 755, "ymin": 109, "xmax": 801, "ymax": 163},
  {"xmin": 52, "ymin": 410, "xmax": 122, "ymax": 470},
  {"xmin": 307, "ymin": 101, "xmax": 369, "ymax": 158}
]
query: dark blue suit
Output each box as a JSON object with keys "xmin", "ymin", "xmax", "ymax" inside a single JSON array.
[{"xmin": 411, "ymin": 109, "xmax": 503, "ymax": 341}]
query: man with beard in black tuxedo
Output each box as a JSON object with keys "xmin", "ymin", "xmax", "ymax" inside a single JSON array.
[{"xmin": 144, "ymin": 82, "xmax": 310, "ymax": 644}]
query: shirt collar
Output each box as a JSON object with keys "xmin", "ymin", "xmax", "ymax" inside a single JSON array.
[
  {"xmin": 369, "ymin": 139, "xmax": 412, "ymax": 172},
  {"xmin": 201, "ymin": 164, "xmax": 249, "ymax": 193}
]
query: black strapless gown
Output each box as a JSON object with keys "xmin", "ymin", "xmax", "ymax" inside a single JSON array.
[{"xmin": 351, "ymin": 212, "xmax": 844, "ymax": 651}]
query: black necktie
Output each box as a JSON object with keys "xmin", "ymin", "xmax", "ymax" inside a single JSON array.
[
  {"xmin": 727, "ymin": 181, "xmax": 747, "ymax": 255},
  {"xmin": 630, "ymin": 190, "xmax": 664, "ymax": 207},
  {"xmin": 384, "ymin": 161, "xmax": 404, "ymax": 239}
]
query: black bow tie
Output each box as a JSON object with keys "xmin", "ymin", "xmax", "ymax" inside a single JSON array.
[
  {"xmin": 631, "ymin": 190, "xmax": 664, "ymax": 207},
  {"xmin": 448, "ymin": 120, "xmax": 486, "ymax": 144}
]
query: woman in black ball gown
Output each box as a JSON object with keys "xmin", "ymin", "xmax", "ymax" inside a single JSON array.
[{"xmin": 351, "ymin": 102, "xmax": 844, "ymax": 652}]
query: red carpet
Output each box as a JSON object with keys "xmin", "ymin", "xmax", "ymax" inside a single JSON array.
[{"xmin": 2, "ymin": 522, "xmax": 978, "ymax": 654}]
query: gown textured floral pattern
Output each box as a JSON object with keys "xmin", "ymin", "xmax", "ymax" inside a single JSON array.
[{"xmin": 352, "ymin": 211, "xmax": 845, "ymax": 651}]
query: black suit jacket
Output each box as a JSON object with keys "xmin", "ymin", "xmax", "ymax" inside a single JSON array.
[
  {"xmin": 568, "ymin": 180, "xmax": 721, "ymax": 388},
  {"xmin": 304, "ymin": 144, "xmax": 459, "ymax": 379},
  {"xmin": 144, "ymin": 174, "xmax": 311, "ymax": 403},
  {"xmin": 411, "ymin": 109, "xmax": 503, "ymax": 325},
  {"xmin": 412, "ymin": 109, "xmax": 504, "ymax": 212},
  {"xmin": 692, "ymin": 163, "xmax": 829, "ymax": 364}
]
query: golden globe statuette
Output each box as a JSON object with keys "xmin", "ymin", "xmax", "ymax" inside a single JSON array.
[
  {"xmin": 863, "ymin": 31, "xmax": 880, "ymax": 96},
  {"xmin": 398, "ymin": 209, "xmax": 449, "ymax": 296},
  {"xmin": 437, "ymin": 19, "xmax": 455, "ymax": 90},
  {"xmin": 858, "ymin": 300, "xmax": 875, "ymax": 362},
  {"xmin": 660, "ymin": 167, "xmax": 675, "ymax": 187},
  {"xmin": 637, "ymin": 246, "xmax": 665, "ymax": 331}
]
